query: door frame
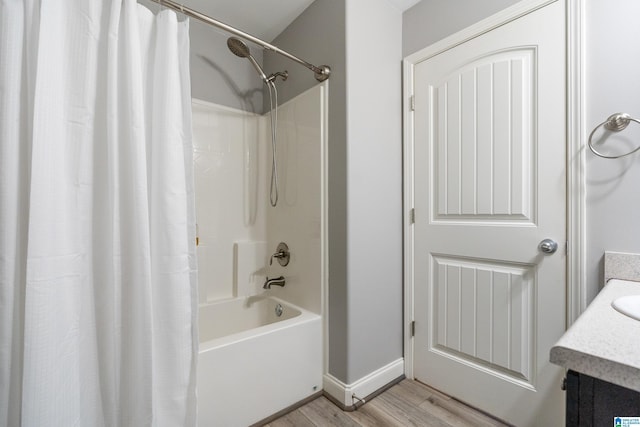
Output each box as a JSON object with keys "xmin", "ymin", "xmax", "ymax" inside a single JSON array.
[{"xmin": 402, "ymin": 0, "xmax": 586, "ymax": 379}]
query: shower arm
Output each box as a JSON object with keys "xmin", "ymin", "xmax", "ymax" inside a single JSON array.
[{"xmin": 148, "ymin": 0, "xmax": 331, "ymax": 82}]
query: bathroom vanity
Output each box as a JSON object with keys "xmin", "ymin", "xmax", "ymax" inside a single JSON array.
[
  {"xmin": 564, "ymin": 370, "xmax": 640, "ymax": 426},
  {"xmin": 551, "ymin": 252, "xmax": 640, "ymax": 426}
]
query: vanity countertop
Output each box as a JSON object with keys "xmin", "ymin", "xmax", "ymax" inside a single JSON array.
[{"xmin": 550, "ymin": 278, "xmax": 640, "ymax": 391}]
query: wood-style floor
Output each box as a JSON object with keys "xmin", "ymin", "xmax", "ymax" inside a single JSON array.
[{"xmin": 264, "ymin": 379, "xmax": 511, "ymax": 427}]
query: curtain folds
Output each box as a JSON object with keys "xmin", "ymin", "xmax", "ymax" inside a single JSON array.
[{"xmin": 0, "ymin": 1, "xmax": 198, "ymax": 425}]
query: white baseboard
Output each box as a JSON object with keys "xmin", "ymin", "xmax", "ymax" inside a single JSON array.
[{"xmin": 323, "ymin": 358, "xmax": 404, "ymax": 408}]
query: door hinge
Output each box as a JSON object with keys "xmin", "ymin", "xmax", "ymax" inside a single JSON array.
[
  {"xmin": 409, "ymin": 208, "xmax": 415, "ymax": 224},
  {"xmin": 410, "ymin": 321, "xmax": 415, "ymax": 337},
  {"xmin": 409, "ymin": 95, "xmax": 415, "ymax": 111}
]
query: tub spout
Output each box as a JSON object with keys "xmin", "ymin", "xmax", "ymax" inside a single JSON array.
[{"xmin": 264, "ymin": 276, "xmax": 285, "ymax": 289}]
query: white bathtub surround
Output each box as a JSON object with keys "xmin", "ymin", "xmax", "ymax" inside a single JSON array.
[
  {"xmin": 234, "ymin": 241, "xmax": 269, "ymax": 296},
  {"xmin": 193, "ymin": 83, "xmax": 327, "ymax": 314},
  {"xmin": 1, "ymin": 2, "xmax": 197, "ymax": 425},
  {"xmin": 192, "ymin": 101, "xmax": 267, "ymax": 303},
  {"xmin": 197, "ymin": 297, "xmax": 322, "ymax": 426},
  {"xmin": 192, "ymin": 84, "xmax": 327, "ymax": 424},
  {"xmin": 265, "ymin": 84, "xmax": 327, "ymax": 315},
  {"xmin": 323, "ymin": 359, "xmax": 405, "ymax": 409}
]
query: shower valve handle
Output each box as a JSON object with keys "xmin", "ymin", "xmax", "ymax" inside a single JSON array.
[
  {"xmin": 271, "ymin": 251, "xmax": 285, "ymax": 261},
  {"xmin": 270, "ymin": 242, "xmax": 290, "ymax": 266}
]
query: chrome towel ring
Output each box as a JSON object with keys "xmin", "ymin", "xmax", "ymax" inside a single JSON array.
[{"xmin": 588, "ymin": 112, "xmax": 640, "ymax": 159}]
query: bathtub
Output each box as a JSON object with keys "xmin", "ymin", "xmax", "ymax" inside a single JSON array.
[{"xmin": 197, "ymin": 296, "xmax": 322, "ymax": 426}]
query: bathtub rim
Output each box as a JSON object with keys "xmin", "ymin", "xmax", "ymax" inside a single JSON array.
[{"xmin": 198, "ymin": 295, "xmax": 320, "ymax": 352}]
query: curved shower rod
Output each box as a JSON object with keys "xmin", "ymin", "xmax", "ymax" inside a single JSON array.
[{"xmin": 148, "ymin": 0, "xmax": 331, "ymax": 82}]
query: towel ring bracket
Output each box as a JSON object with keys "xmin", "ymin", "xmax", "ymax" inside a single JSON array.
[{"xmin": 588, "ymin": 112, "xmax": 640, "ymax": 159}]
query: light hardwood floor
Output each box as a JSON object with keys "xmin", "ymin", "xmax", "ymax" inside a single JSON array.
[{"xmin": 264, "ymin": 379, "xmax": 511, "ymax": 427}]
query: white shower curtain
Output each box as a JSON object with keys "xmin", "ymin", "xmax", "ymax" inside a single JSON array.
[{"xmin": 0, "ymin": 1, "xmax": 197, "ymax": 426}]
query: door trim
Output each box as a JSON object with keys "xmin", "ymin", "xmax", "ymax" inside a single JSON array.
[
  {"xmin": 402, "ymin": 0, "xmax": 585, "ymax": 379},
  {"xmin": 566, "ymin": 0, "xmax": 586, "ymax": 324}
]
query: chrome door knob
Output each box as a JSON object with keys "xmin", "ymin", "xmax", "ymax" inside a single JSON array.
[{"xmin": 539, "ymin": 239, "xmax": 558, "ymax": 254}]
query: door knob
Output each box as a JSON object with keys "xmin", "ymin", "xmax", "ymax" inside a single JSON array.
[{"xmin": 539, "ymin": 239, "xmax": 558, "ymax": 254}]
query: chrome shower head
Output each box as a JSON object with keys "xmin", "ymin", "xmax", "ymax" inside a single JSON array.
[
  {"xmin": 227, "ymin": 37, "xmax": 268, "ymax": 82},
  {"xmin": 227, "ymin": 37, "xmax": 250, "ymax": 58}
]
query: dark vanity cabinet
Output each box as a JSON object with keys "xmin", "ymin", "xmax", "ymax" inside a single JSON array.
[{"xmin": 566, "ymin": 370, "xmax": 640, "ymax": 426}]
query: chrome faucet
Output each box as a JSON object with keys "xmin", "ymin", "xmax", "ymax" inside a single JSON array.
[{"xmin": 264, "ymin": 276, "xmax": 286, "ymax": 289}]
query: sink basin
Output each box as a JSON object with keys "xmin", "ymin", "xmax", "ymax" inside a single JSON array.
[{"xmin": 612, "ymin": 295, "xmax": 640, "ymax": 321}]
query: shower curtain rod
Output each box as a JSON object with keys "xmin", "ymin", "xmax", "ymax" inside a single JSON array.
[{"xmin": 148, "ymin": 0, "xmax": 331, "ymax": 82}]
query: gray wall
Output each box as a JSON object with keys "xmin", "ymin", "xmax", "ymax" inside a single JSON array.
[
  {"xmin": 343, "ymin": 0, "xmax": 403, "ymax": 384},
  {"xmin": 403, "ymin": 0, "xmax": 520, "ymax": 56},
  {"xmin": 263, "ymin": 1, "xmax": 344, "ymax": 109},
  {"xmin": 263, "ymin": 0, "xmax": 350, "ymax": 381},
  {"xmin": 189, "ymin": 21, "xmax": 264, "ymax": 113},
  {"xmin": 138, "ymin": 0, "xmax": 266, "ymax": 113},
  {"xmin": 584, "ymin": 0, "xmax": 640, "ymax": 302},
  {"xmin": 266, "ymin": 0, "xmax": 403, "ymax": 385}
]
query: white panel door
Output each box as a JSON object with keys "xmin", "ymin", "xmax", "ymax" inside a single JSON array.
[{"xmin": 412, "ymin": 2, "xmax": 566, "ymax": 426}]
